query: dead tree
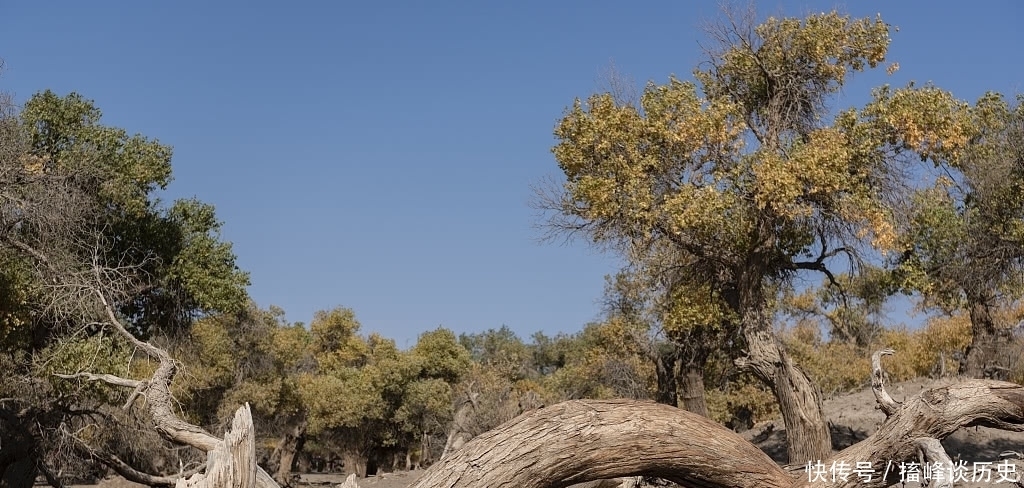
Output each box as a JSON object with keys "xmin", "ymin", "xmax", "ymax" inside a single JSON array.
[
  {"xmin": 176, "ymin": 404, "xmax": 258, "ymax": 488},
  {"xmin": 411, "ymin": 349, "xmax": 1024, "ymax": 488},
  {"xmin": 55, "ymin": 285, "xmax": 280, "ymax": 488}
]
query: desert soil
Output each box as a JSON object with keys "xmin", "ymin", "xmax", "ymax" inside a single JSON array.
[{"xmin": 71, "ymin": 378, "xmax": 1024, "ymax": 488}]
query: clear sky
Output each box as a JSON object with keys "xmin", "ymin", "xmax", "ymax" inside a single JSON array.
[{"xmin": 2, "ymin": 1, "xmax": 1021, "ymax": 347}]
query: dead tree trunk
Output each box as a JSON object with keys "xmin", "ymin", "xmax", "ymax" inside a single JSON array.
[
  {"xmin": 441, "ymin": 391, "xmax": 478, "ymax": 459},
  {"xmin": 790, "ymin": 349, "xmax": 1024, "ymax": 487},
  {"xmin": 54, "ymin": 288, "xmax": 281, "ymax": 488},
  {"xmin": 175, "ymin": 404, "xmax": 258, "ymax": 488},
  {"xmin": 412, "ymin": 349, "xmax": 1024, "ymax": 488},
  {"xmin": 411, "ymin": 399, "xmax": 795, "ymax": 488}
]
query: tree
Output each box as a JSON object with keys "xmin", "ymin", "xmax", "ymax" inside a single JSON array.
[
  {"xmin": 178, "ymin": 304, "xmax": 313, "ymax": 487},
  {"xmin": 0, "ymin": 89, "xmax": 251, "ymax": 486},
  {"xmin": 895, "ymin": 94, "xmax": 1024, "ymax": 378},
  {"xmin": 538, "ymin": 9, "xmax": 977, "ymax": 463},
  {"xmin": 397, "ymin": 328, "xmax": 472, "ymax": 468},
  {"xmin": 600, "ymin": 268, "xmax": 721, "ymax": 416},
  {"xmin": 300, "ymin": 310, "xmax": 470, "ymax": 477}
]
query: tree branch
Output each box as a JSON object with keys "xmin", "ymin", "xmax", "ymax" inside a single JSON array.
[
  {"xmin": 55, "ymin": 283, "xmax": 281, "ymax": 488},
  {"xmin": 914, "ymin": 438, "xmax": 952, "ymax": 488},
  {"xmin": 871, "ymin": 348, "xmax": 899, "ymax": 416},
  {"xmin": 70, "ymin": 432, "xmax": 202, "ymax": 488},
  {"xmin": 89, "ymin": 286, "xmax": 221, "ymax": 452},
  {"xmin": 53, "ymin": 372, "xmax": 142, "ymax": 390},
  {"xmin": 412, "ymin": 399, "xmax": 795, "ymax": 488}
]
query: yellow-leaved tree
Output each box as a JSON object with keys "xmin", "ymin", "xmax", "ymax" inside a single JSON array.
[{"xmin": 539, "ymin": 9, "xmax": 976, "ymax": 464}]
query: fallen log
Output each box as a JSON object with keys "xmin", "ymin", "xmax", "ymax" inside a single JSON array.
[
  {"xmin": 410, "ymin": 399, "xmax": 794, "ymax": 488},
  {"xmin": 411, "ymin": 350, "xmax": 1024, "ymax": 488}
]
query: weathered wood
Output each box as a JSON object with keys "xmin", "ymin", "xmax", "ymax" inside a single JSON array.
[
  {"xmin": 176, "ymin": 404, "xmax": 258, "ymax": 488},
  {"xmin": 338, "ymin": 474, "xmax": 360, "ymax": 488},
  {"xmin": 412, "ymin": 350, "xmax": 1024, "ymax": 488},
  {"xmin": 411, "ymin": 399, "xmax": 795, "ymax": 488},
  {"xmin": 57, "ymin": 288, "xmax": 282, "ymax": 488},
  {"xmin": 795, "ymin": 379, "xmax": 1024, "ymax": 488}
]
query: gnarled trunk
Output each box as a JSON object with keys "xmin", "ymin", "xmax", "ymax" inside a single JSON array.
[
  {"xmin": 739, "ymin": 327, "xmax": 831, "ymax": 464},
  {"xmin": 53, "ymin": 288, "xmax": 282, "ymax": 488},
  {"xmin": 175, "ymin": 404, "xmax": 259, "ymax": 488},
  {"xmin": 411, "ymin": 399, "xmax": 794, "ymax": 488},
  {"xmin": 412, "ymin": 352, "xmax": 1024, "ymax": 488},
  {"xmin": 730, "ymin": 269, "xmax": 831, "ymax": 464}
]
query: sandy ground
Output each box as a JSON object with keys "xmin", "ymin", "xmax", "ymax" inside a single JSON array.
[{"xmin": 70, "ymin": 378, "xmax": 1024, "ymax": 488}]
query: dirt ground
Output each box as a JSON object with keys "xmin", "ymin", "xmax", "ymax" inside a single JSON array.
[{"xmin": 71, "ymin": 378, "xmax": 1024, "ymax": 488}]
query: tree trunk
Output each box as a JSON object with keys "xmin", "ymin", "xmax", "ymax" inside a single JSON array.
[
  {"xmin": 729, "ymin": 270, "xmax": 831, "ymax": 464},
  {"xmin": 342, "ymin": 450, "xmax": 368, "ymax": 478},
  {"xmin": 0, "ymin": 408, "xmax": 38, "ymax": 488},
  {"xmin": 441, "ymin": 393, "xmax": 476, "ymax": 459},
  {"xmin": 411, "ymin": 399, "xmax": 793, "ymax": 488},
  {"xmin": 739, "ymin": 326, "xmax": 831, "ymax": 464},
  {"xmin": 272, "ymin": 420, "xmax": 306, "ymax": 487},
  {"xmin": 175, "ymin": 404, "xmax": 259, "ymax": 488},
  {"xmin": 962, "ymin": 295, "xmax": 1013, "ymax": 378},
  {"xmin": 418, "ymin": 431, "xmax": 428, "ymax": 467},
  {"xmin": 678, "ymin": 364, "xmax": 708, "ymax": 417},
  {"xmin": 788, "ymin": 350, "xmax": 1024, "ymax": 487},
  {"xmin": 653, "ymin": 346, "xmax": 680, "ymax": 407},
  {"xmin": 54, "ymin": 289, "xmax": 281, "ymax": 488},
  {"xmin": 411, "ymin": 368, "xmax": 1024, "ymax": 488}
]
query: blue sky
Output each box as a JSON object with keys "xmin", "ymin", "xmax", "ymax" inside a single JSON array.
[{"xmin": 2, "ymin": 1, "xmax": 1021, "ymax": 347}]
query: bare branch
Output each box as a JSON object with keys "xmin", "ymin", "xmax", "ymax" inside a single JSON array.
[
  {"xmin": 123, "ymin": 380, "xmax": 150, "ymax": 410},
  {"xmin": 914, "ymin": 438, "xmax": 953, "ymax": 488},
  {"xmin": 871, "ymin": 348, "xmax": 899, "ymax": 416},
  {"xmin": 52, "ymin": 372, "xmax": 142, "ymax": 389},
  {"xmin": 68, "ymin": 429, "xmax": 202, "ymax": 488}
]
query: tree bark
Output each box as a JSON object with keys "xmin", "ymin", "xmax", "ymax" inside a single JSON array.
[
  {"xmin": 730, "ymin": 268, "xmax": 831, "ymax": 464},
  {"xmin": 739, "ymin": 326, "xmax": 832, "ymax": 465},
  {"xmin": 272, "ymin": 419, "xmax": 306, "ymax": 487},
  {"xmin": 411, "ymin": 368, "xmax": 1024, "ymax": 488},
  {"xmin": 653, "ymin": 347, "xmax": 680, "ymax": 407},
  {"xmin": 441, "ymin": 392, "xmax": 477, "ymax": 459},
  {"xmin": 411, "ymin": 399, "xmax": 795, "ymax": 488},
  {"xmin": 175, "ymin": 404, "xmax": 258, "ymax": 488},
  {"xmin": 790, "ymin": 352, "xmax": 1024, "ymax": 487},
  {"xmin": 679, "ymin": 364, "xmax": 708, "ymax": 418},
  {"xmin": 55, "ymin": 288, "xmax": 281, "ymax": 488},
  {"xmin": 961, "ymin": 295, "xmax": 1013, "ymax": 378}
]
